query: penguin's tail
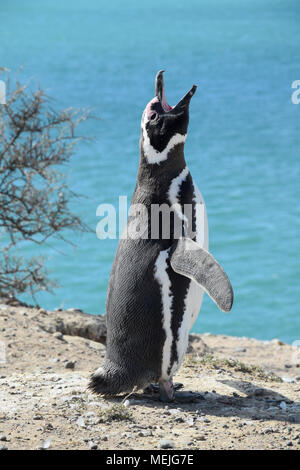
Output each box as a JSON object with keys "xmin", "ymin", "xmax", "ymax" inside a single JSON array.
[{"xmin": 88, "ymin": 363, "xmax": 135, "ymax": 396}]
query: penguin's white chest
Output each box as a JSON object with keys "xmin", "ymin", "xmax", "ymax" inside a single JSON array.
[{"xmin": 154, "ymin": 167, "xmax": 209, "ymax": 380}]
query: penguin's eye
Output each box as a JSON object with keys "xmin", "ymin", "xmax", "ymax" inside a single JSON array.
[{"xmin": 149, "ymin": 112, "xmax": 158, "ymax": 121}]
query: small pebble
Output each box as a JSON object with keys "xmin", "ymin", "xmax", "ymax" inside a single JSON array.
[
  {"xmin": 175, "ymin": 417, "xmax": 184, "ymax": 423},
  {"xmin": 88, "ymin": 442, "xmax": 98, "ymax": 450},
  {"xmin": 65, "ymin": 361, "xmax": 76, "ymax": 369},
  {"xmin": 42, "ymin": 438, "xmax": 51, "ymax": 450},
  {"xmin": 138, "ymin": 430, "xmax": 152, "ymax": 437},
  {"xmin": 186, "ymin": 417, "xmax": 194, "ymax": 426},
  {"xmin": 76, "ymin": 416, "xmax": 85, "ymax": 427},
  {"xmin": 53, "ymin": 332, "xmax": 64, "ymax": 340},
  {"xmin": 265, "ymin": 427, "xmax": 274, "ymax": 434},
  {"xmin": 282, "ymin": 377, "xmax": 295, "ymax": 383},
  {"xmin": 270, "ymin": 338, "xmax": 284, "ymax": 345},
  {"xmin": 159, "ymin": 439, "xmax": 175, "ymax": 449},
  {"xmin": 123, "ymin": 399, "xmax": 138, "ymax": 407}
]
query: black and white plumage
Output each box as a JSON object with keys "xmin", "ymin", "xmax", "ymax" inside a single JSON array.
[{"xmin": 89, "ymin": 71, "xmax": 233, "ymax": 401}]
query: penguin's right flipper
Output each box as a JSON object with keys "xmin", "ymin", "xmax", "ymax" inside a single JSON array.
[{"xmin": 170, "ymin": 237, "xmax": 234, "ymax": 312}]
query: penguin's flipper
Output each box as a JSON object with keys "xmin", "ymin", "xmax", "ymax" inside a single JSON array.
[{"xmin": 170, "ymin": 237, "xmax": 234, "ymax": 312}]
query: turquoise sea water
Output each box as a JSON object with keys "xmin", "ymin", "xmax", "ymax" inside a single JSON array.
[{"xmin": 1, "ymin": 0, "xmax": 300, "ymax": 343}]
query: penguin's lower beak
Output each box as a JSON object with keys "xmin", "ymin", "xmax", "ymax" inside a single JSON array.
[
  {"xmin": 174, "ymin": 84, "xmax": 197, "ymax": 110},
  {"xmin": 155, "ymin": 70, "xmax": 197, "ymax": 113}
]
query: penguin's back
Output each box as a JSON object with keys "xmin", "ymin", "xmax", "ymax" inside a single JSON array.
[{"xmin": 106, "ymin": 238, "xmax": 167, "ymax": 386}]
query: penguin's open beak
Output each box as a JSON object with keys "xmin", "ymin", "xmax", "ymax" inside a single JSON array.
[{"xmin": 155, "ymin": 70, "xmax": 197, "ymax": 113}]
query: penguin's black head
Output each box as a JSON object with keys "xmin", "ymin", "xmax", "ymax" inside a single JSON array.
[{"xmin": 141, "ymin": 71, "xmax": 197, "ymax": 164}]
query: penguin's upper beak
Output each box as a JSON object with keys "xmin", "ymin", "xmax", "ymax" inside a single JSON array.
[{"xmin": 155, "ymin": 70, "xmax": 197, "ymax": 113}]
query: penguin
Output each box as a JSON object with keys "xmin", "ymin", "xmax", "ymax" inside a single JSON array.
[{"xmin": 89, "ymin": 70, "xmax": 233, "ymax": 402}]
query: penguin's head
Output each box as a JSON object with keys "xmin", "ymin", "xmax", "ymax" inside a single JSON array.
[{"xmin": 140, "ymin": 71, "xmax": 197, "ymax": 164}]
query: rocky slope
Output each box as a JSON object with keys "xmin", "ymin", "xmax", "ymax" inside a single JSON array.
[{"xmin": 0, "ymin": 302, "xmax": 299, "ymax": 450}]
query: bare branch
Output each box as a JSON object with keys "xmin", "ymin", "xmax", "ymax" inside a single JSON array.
[{"xmin": 0, "ymin": 71, "xmax": 92, "ymax": 301}]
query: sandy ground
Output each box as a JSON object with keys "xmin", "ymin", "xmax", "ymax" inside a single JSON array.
[{"xmin": 0, "ymin": 302, "xmax": 300, "ymax": 450}]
